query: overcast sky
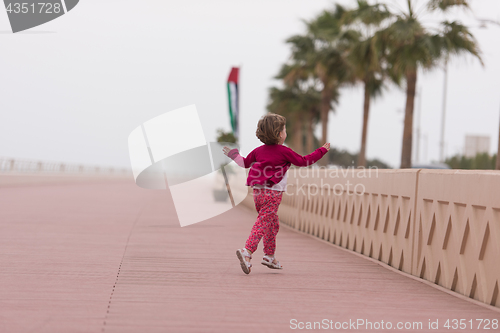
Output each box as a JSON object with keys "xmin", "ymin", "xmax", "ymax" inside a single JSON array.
[{"xmin": 1, "ymin": 0, "xmax": 499, "ymax": 169}]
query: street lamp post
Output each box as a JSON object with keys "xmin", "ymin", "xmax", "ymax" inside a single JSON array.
[{"xmin": 439, "ymin": 58, "xmax": 448, "ymax": 163}]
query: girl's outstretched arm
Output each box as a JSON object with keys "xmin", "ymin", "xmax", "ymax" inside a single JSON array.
[
  {"xmin": 283, "ymin": 143, "xmax": 330, "ymax": 167},
  {"xmin": 222, "ymin": 146, "xmax": 256, "ymax": 168}
]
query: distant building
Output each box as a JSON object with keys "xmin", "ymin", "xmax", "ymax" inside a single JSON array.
[{"xmin": 464, "ymin": 135, "xmax": 490, "ymax": 158}]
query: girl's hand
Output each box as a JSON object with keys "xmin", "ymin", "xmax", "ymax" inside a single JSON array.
[
  {"xmin": 222, "ymin": 146, "xmax": 231, "ymax": 156},
  {"xmin": 322, "ymin": 143, "xmax": 331, "ymax": 151}
]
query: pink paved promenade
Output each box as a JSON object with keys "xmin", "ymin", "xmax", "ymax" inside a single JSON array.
[{"xmin": 1, "ymin": 178, "xmax": 499, "ymax": 332}]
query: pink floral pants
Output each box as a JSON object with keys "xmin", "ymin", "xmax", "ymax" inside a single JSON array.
[{"xmin": 245, "ymin": 188, "xmax": 283, "ymax": 256}]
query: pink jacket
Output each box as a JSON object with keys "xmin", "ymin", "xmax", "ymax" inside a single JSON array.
[{"xmin": 228, "ymin": 145, "xmax": 328, "ymax": 187}]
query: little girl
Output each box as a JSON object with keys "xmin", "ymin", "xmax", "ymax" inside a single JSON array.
[{"xmin": 223, "ymin": 113, "xmax": 330, "ymax": 274}]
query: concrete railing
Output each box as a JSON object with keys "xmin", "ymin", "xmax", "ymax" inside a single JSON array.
[
  {"xmin": 0, "ymin": 157, "xmax": 129, "ymax": 175},
  {"xmin": 241, "ymin": 168, "xmax": 500, "ymax": 308}
]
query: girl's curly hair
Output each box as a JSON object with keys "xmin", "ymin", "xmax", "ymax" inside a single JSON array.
[{"xmin": 256, "ymin": 113, "xmax": 286, "ymax": 145}]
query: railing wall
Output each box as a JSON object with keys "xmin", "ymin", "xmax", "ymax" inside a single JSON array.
[
  {"xmin": 414, "ymin": 170, "xmax": 500, "ymax": 308},
  {"xmin": 241, "ymin": 168, "xmax": 500, "ymax": 308},
  {"xmin": 0, "ymin": 157, "xmax": 129, "ymax": 175}
]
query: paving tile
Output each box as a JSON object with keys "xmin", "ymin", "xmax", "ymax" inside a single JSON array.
[{"xmin": 0, "ymin": 179, "xmax": 498, "ymax": 332}]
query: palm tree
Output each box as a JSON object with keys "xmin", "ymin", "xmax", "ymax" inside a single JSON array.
[
  {"xmin": 274, "ymin": 63, "xmax": 322, "ymax": 153},
  {"xmin": 343, "ymin": 1, "xmax": 391, "ymax": 167},
  {"xmin": 267, "ymin": 79, "xmax": 321, "ymax": 154},
  {"xmin": 380, "ymin": 0, "xmax": 482, "ymax": 168},
  {"xmin": 298, "ymin": 87, "xmax": 322, "ymax": 153},
  {"xmin": 267, "ymin": 86, "xmax": 305, "ymax": 153},
  {"xmin": 286, "ymin": 4, "xmax": 358, "ymax": 149}
]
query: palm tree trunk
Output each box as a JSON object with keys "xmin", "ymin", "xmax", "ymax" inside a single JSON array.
[
  {"xmin": 320, "ymin": 88, "xmax": 331, "ymax": 144},
  {"xmin": 496, "ymin": 108, "xmax": 500, "ymax": 170},
  {"xmin": 293, "ymin": 113, "xmax": 304, "ymax": 154},
  {"xmin": 401, "ymin": 70, "xmax": 417, "ymax": 168},
  {"xmin": 319, "ymin": 87, "xmax": 331, "ymax": 166},
  {"xmin": 306, "ymin": 110, "xmax": 314, "ymax": 153},
  {"xmin": 358, "ymin": 80, "xmax": 371, "ymax": 167}
]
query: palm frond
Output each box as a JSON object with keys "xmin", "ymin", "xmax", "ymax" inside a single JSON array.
[
  {"xmin": 440, "ymin": 20, "xmax": 483, "ymax": 65},
  {"xmin": 342, "ymin": 0, "xmax": 391, "ymax": 27},
  {"xmin": 427, "ymin": 0, "xmax": 470, "ymax": 12}
]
